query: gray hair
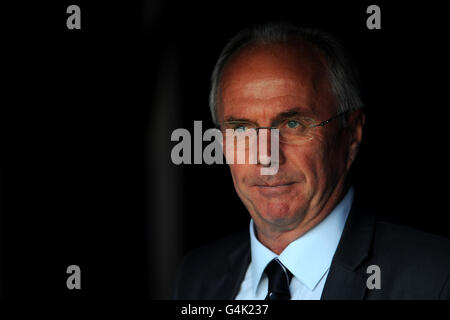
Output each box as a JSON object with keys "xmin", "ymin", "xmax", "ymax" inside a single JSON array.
[{"xmin": 209, "ymin": 22, "xmax": 364, "ymax": 127}]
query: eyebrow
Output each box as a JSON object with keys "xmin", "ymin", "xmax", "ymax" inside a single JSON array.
[
  {"xmin": 275, "ymin": 108, "xmax": 303, "ymax": 118},
  {"xmin": 224, "ymin": 116, "xmax": 252, "ymax": 122},
  {"xmin": 224, "ymin": 107, "xmax": 307, "ymax": 125}
]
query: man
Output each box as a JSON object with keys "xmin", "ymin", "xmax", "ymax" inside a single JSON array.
[{"xmin": 173, "ymin": 23, "xmax": 450, "ymax": 299}]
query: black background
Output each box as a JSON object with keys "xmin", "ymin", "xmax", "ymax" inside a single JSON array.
[{"xmin": 1, "ymin": 0, "xmax": 449, "ymax": 301}]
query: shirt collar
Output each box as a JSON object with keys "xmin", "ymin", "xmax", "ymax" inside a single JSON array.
[{"xmin": 249, "ymin": 187, "xmax": 354, "ymax": 293}]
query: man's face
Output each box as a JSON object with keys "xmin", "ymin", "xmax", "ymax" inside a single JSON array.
[{"xmin": 218, "ymin": 41, "xmax": 359, "ymax": 234}]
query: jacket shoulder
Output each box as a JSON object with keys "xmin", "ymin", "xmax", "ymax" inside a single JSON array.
[
  {"xmin": 374, "ymin": 220, "xmax": 450, "ymax": 263},
  {"xmin": 369, "ymin": 220, "xmax": 450, "ymax": 298},
  {"xmin": 173, "ymin": 229, "xmax": 249, "ymax": 299},
  {"xmin": 183, "ymin": 229, "xmax": 249, "ymax": 267}
]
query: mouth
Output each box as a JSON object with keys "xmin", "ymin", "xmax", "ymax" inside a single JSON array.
[
  {"xmin": 256, "ymin": 181, "xmax": 296, "ymax": 188},
  {"xmin": 253, "ymin": 182, "xmax": 296, "ymax": 197}
]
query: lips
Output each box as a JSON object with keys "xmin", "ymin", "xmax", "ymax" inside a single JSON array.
[
  {"xmin": 255, "ymin": 181, "xmax": 295, "ymax": 188},
  {"xmin": 253, "ymin": 182, "xmax": 296, "ymax": 197}
]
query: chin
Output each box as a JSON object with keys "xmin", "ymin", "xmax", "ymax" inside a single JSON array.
[{"xmin": 254, "ymin": 201, "xmax": 302, "ymax": 228}]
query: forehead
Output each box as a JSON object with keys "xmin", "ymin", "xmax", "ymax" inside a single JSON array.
[{"xmin": 218, "ymin": 41, "xmax": 335, "ymax": 121}]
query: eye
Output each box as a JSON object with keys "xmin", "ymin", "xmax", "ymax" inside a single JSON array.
[
  {"xmin": 286, "ymin": 120, "xmax": 300, "ymax": 129},
  {"xmin": 235, "ymin": 125, "xmax": 249, "ymax": 132}
]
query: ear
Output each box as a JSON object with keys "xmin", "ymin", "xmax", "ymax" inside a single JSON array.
[{"xmin": 346, "ymin": 109, "xmax": 366, "ymax": 170}]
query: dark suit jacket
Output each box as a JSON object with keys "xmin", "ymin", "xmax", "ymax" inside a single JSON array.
[{"xmin": 174, "ymin": 196, "xmax": 450, "ymax": 299}]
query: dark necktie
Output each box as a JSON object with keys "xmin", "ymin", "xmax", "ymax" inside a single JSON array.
[{"xmin": 264, "ymin": 258, "xmax": 293, "ymax": 300}]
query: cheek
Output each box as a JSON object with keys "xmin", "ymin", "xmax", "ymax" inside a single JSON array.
[
  {"xmin": 229, "ymin": 165, "xmax": 240, "ymax": 186},
  {"xmin": 304, "ymin": 134, "xmax": 347, "ymax": 188},
  {"xmin": 283, "ymin": 141, "xmax": 329, "ymax": 186},
  {"xmin": 229, "ymin": 164, "xmax": 253, "ymax": 186}
]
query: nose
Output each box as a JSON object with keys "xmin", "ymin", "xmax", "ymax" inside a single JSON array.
[
  {"xmin": 257, "ymin": 128, "xmax": 270, "ymax": 166},
  {"xmin": 257, "ymin": 128, "xmax": 284, "ymax": 167}
]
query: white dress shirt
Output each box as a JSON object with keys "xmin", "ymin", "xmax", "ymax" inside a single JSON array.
[{"xmin": 235, "ymin": 187, "xmax": 354, "ymax": 300}]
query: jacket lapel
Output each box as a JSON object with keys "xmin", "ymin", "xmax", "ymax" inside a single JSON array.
[{"xmin": 321, "ymin": 195, "xmax": 376, "ymax": 300}]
